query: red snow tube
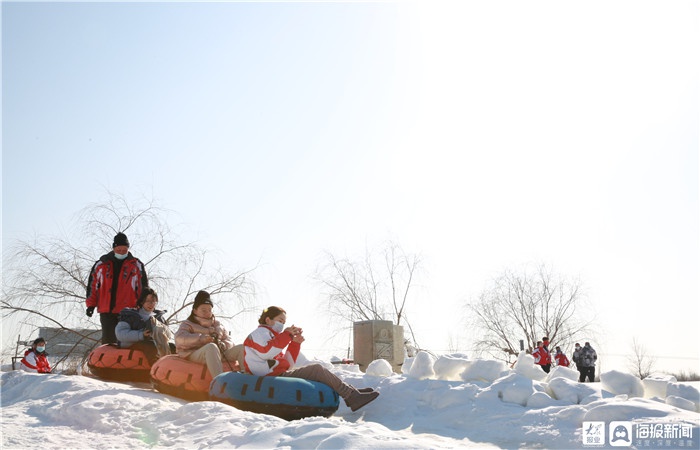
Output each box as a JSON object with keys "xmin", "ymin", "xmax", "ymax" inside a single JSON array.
[
  {"xmin": 150, "ymin": 354, "xmax": 239, "ymax": 401},
  {"xmin": 87, "ymin": 344, "xmax": 151, "ymax": 382}
]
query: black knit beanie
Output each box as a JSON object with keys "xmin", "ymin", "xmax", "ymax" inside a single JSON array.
[
  {"xmin": 193, "ymin": 290, "xmax": 213, "ymax": 309},
  {"xmin": 113, "ymin": 232, "xmax": 130, "ymax": 248}
]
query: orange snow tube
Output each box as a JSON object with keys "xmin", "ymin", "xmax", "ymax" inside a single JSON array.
[
  {"xmin": 87, "ymin": 344, "xmax": 151, "ymax": 382},
  {"xmin": 150, "ymin": 354, "xmax": 239, "ymax": 401}
]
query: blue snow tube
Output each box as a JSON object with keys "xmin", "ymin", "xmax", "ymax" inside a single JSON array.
[{"xmin": 209, "ymin": 372, "xmax": 339, "ymax": 421}]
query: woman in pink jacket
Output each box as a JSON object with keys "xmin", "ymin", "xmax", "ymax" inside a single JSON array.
[{"xmin": 174, "ymin": 291, "xmax": 242, "ymax": 378}]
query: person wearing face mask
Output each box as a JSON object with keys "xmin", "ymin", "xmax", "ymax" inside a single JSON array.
[
  {"xmin": 579, "ymin": 342, "xmax": 598, "ymax": 382},
  {"xmin": 20, "ymin": 337, "xmax": 52, "ymax": 373},
  {"xmin": 532, "ymin": 339, "xmax": 552, "ymax": 373},
  {"xmin": 243, "ymin": 306, "xmax": 380, "ymax": 412},
  {"xmin": 174, "ymin": 290, "xmax": 243, "ymax": 378},
  {"xmin": 86, "ymin": 232, "xmax": 149, "ymax": 345}
]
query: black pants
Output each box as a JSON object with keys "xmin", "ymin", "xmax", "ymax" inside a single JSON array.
[
  {"xmin": 129, "ymin": 341, "xmax": 176, "ymax": 365},
  {"xmin": 580, "ymin": 366, "xmax": 595, "ymax": 382},
  {"xmin": 100, "ymin": 313, "xmax": 120, "ymax": 344},
  {"xmin": 539, "ymin": 364, "xmax": 551, "ymax": 373},
  {"xmin": 129, "ymin": 341, "xmax": 159, "ymax": 365}
]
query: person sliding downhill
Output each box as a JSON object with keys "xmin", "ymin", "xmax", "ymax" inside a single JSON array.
[{"xmin": 243, "ymin": 306, "xmax": 379, "ymax": 412}]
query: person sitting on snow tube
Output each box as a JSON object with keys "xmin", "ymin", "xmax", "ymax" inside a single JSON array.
[
  {"xmin": 243, "ymin": 306, "xmax": 379, "ymax": 412},
  {"xmin": 174, "ymin": 290, "xmax": 243, "ymax": 378},
  {"xmin": 20, "ymin": 337, "xmax": 52, "ymax": 373},
  {"xmin": 116, "ymin": 287, "xmax": 174, "ymax": 364}
]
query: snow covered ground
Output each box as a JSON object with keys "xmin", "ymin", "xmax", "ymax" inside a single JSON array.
[{"xmin": 2, "ymin": 351, "xmax": 698, "ymax": 449}]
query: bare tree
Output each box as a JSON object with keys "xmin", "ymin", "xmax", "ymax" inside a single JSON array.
[
  {"xmin": 315, "ymin": 241, "xmax": 421, "ymax": 345},
  {"xmin": 467, "ymin": 264, "xmax": 594, "ymax": 363},
  {"xmin": 627, "ymin": 337, "xmax": 656, "ymax": 379},
  {"xmin": 2, "ymin": 192, "xmax": 256, "ymax": 366}
]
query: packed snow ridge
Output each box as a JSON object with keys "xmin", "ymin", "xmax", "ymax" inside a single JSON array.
[{"xmin": 2, "ymin": 350, "xmax": 698, "ymax": 449}]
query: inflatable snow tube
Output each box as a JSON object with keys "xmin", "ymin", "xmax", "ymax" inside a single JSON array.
[
  {"xmin": 150, "ymin": 354, "xmax": 238, "ymax": 401},
  {"xmin": 209, "ymin": 371, "xmax": 340, "ymax": 420},
  {"xmin": 87, "ymin": 344, "xmax": 151, "ymax": 382}
]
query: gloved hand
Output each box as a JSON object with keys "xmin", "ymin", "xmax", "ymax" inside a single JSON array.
[{"xmin": 86, "ymin": 306, "xmax": 95, "ymax": 317}]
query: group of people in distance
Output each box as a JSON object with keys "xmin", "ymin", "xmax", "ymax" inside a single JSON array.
[
  {"xmin": 531, "ymin": 337, "xmax": 598, "ymax": 382},
  {"xmin": 77, "ymin": 232, "xmax": 378, "ymax": 412}
]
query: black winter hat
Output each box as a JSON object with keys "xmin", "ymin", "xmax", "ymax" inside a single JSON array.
[
  {"xmin": 193, "ymin": 290, "xmax": 213, "ymax": 309},
  {"xmin": 113, "ymin": 232, "xmax": 130, "ymax": 248},
  {"xmin": 33, "ymin": 337, "xmax": 46, "ymax": 346}
]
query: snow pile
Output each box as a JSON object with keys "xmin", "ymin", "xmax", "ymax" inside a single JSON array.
[
  {"xmin": 643, "ymin": 373, "xmax": 676, "ymax": 399},
  {"xmin": 2, "ymin": 351, "xmax": 699, "ymax": 449},
  {"xmin": 601, "ymin": 370, "xmax": 645, "ymax": 398},
  {"xmin": 432, "ymin": 354, "xmax": 470, "ymax": 381},
  {"xmin": 667, "ymin": 382, "xmax": 700, "ymax": 412}
]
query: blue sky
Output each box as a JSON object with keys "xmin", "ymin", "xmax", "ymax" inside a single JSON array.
[{"xmin": 3, "ymin": 1, "xmax": 698, "ymax": 372}]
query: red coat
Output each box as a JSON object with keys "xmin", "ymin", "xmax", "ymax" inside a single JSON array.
[
  {"xmin": 86, "ymin": 252, "xmax": 148, "ymax": 314},
  {"xmin": 21, "ymin": 349, "xmax": 51, "ymax": 373},
  {"xmin": 532, "ymin": 346, "xmax": 551, "ymax": 366},
  {"xmin": 555, "ymin": 352, "xmax": 570, "ymax": 367}
]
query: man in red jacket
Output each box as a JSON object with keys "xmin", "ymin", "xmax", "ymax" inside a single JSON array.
[
  {"xmin": 532, "ymin": 339, "xmax": 552, "ymax": 373},
  {"xmin": 86, "ymin": 232, "xmax": 148, "ymax": 344}
]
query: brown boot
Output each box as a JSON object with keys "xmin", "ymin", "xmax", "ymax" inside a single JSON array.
[
  {"xmin": 344, "ymin": 390, "xmax": 380, "ymax": 412},
  {"xmin": 358, "ymin": 387, "xmax": 374, "ymax": 393}
]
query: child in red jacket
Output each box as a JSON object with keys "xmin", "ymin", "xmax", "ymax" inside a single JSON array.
[
  {"xmin": 20, "ymin": 337, "xmax": 51, "ymax": 373},
  {"xmin": 554, "ymin": 346, "xmax": 570, "ymax": 367}
]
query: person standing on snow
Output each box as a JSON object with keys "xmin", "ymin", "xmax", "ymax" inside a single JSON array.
[
  {"xmin": 572, "ymin": 343, "xmax": 583, "ymax": 377},
  {"xmin": 579, "ymin": 342, "xmax": 597, "ymax": 382},
  {"xmin": 86, "ymin": 232, "xmax": 148, "ymax": 345},
  {"xmin": 532, "ymin": 338, "xmax": 552, "ymax": 373},
  {"xmin": 554, "ymin": 346, "xmax": 570, "ymax": 367},
  {"xmin": 20, "ymin": 337, "xmax": 52, "ymax": 373}
]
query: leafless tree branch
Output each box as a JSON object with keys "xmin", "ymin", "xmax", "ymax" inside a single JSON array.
[{"xmin": 468, "ymin": 263, "xmax": 594, "ymax": 363}]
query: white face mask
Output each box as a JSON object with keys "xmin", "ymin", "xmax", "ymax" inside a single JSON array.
[
  {"xmin": 36, "ymin": 346, "xmax": 45, "ymax": 353},
  {"xmin": 114, "ymin": 252, "xmax": 128, "ymax": 260},
  {"xmin": 271, "ymin": 321, "xmax": 284, "ymax": 333}
]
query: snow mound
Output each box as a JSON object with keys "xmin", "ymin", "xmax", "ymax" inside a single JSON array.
[
  {"xmin": 642, "ymin": 373, "xmax": 677, "ymax": 399},
  {"xmin": 477, "ymin": 372, "xmax": 535, "ymax": 406},
  {"xmin": 546, "ymin": 365, "xmax": 580, "ymax": 383},
  {"xmin": 461, "ymin": 358, "xmax": 507, "ymax": 383},
  {"xmin": 433, "ymin": 354, "xmax": 470, "ymax": 381},
  {"xmin": 512, "ymin": 351, "xmax": 547, "ymax": 381},
  {"xmin": 406, "ymin": 351, "xmax": 436, "ymax": 380},
  {"xmin": 667, "ymin": 382, "xmax": 700, "ymax": 412},
  {"xmin": 600, "ymin": 370, "xmax": 644, "ymax": 397},
  {"xmin": 366, "ymin": 358, "xmax": 393, "ymax": 377},
  {"xmin": 547, "ymin": 377, "xmax": 597, "ymax": 404}
]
